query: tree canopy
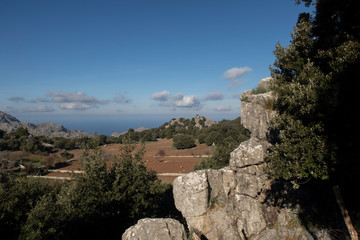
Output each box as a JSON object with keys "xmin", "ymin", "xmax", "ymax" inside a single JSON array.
[
  {"xmin": 267, "ymin": 0, "xmax": 360, "ymax": 188},
  {"xmin": 265, "ymin": 1, "xmax": 360, "ymax": 236},
  {"xmin": 0, "ymin": 143, "xmax": 176, "ymax": 239}
]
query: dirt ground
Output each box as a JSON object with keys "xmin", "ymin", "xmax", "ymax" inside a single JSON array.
[{"xmin": 53, "ymin": 139, "xmax": 212, "ymax": 184}]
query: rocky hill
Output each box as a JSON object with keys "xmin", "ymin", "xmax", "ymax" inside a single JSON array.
[
  {"xmin": 0, "ymin": 111, "xmax": 92, "ymax": 138},
  {"xmin": 111, "ymin": 115, "xmax": 216, "ymax": 140},
  {"xmin": 122, "ymin": 78, "xmax": 331, "ymax": 240},
  {"xmin": 165, "ymin": 115, "xmax": 215, "ymax": 129}
]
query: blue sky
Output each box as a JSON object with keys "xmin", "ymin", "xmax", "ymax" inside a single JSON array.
[{"xmin": 0, "ymin": 0, "xmax": 313, "ymax": 131}]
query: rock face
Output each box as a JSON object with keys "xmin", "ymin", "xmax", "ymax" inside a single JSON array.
[
  {"xmin": 123, "ymin": 78, "xmax": 330, "ymax": 240},
  {"xmin": 240, "ymin": 79, "xmax": 274, "ymax": 141},
  {"xmin": 172, "ymin": 78, "xmax": 275, "ymax": 239},
  {"xmin": 122, "ymin": 218, "xmax": 187, "ymax": 240},
  {"xmin": 0, "ymin": 111, "xmax": 92, "ymax": 138}
]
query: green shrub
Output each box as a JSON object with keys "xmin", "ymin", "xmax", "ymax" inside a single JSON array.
[
  {"xmin": 252, "ymin": 86, "xmax": 269, "ymax": 94},
  {"xmin": 173, "ymin": 134, "xmax": 196, "ymax": 149},
  {"xmin": 60, "ymin": 151, "xmax": 74, "ymax": 160}
]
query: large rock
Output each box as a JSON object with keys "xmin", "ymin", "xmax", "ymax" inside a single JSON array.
[
  {"xmin": 122, "ymin": 218, "xmax": 187, "ymax": 240},
  {"xmin": 124, "ymin": 78, "xmax": 331, "ymax": 240},
  {"xmin": 229, "ymin": 137, "xmax": 266, "ymax": 169},
  {"xmin": 240, "ymin": 78, "xmax": 275, "ymax": 140},
  {"xmin": 171, "ymin": 78, "xmax": 280, "ymax": 239},
  {"xmin": 173, "ymin": 171, "xmax": 209, "ymax": 217}
]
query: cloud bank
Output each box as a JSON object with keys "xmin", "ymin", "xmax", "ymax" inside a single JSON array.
[
  {"xmin": 152, "ymin": 91, "xmax": 201, "ymax": 109},
  {"xmin": 173, "ymin": 95, "xmax": 200, "ymax": 108},
  {"xmin": 151, "ymin": 91, "xmax": 171, "ymax": 101},
  {"xmin": 223, "ymin": 67, "xmax": 252, "ymax": 79},
  {"xmin": 47, "ymin": 91, "xmax": 108, "ymax": 110}
]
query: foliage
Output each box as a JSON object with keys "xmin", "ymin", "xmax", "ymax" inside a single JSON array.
[
  {"xmin": 266, "ymin": 0, "xmax": 360, "ymax": 192},
  {"xmin": 0, "ymin": 129, "xmax": 44, "ymax": 153},
  {"xmin": 252, "ymin": 85, "xmax": 270, "ymax": 95},
  {"xmin": 157, "ymin": 149, "xmax": 166, "ymax": 157},
  {"xmin": 195, "ymin": 117, "xmax": 250, "ymax": 170},
  {"xmin": 17, "ymin": 143, "xmax": 173, "ymax": 239},
  {"xmin": 173, "ymin": 134, "xmax": 196, "ymax": 149},
  {"xmin": 0, "ymin": 175, "xmax": 59, "ymax": 240},
  {"xmin": 60, "ymin": 151, "xmax": 74, "ymax": 160}
]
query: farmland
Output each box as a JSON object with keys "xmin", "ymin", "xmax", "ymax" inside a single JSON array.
[{"xmin": 42, "ymin": 138, "xmax": 212, "ymax": 183}]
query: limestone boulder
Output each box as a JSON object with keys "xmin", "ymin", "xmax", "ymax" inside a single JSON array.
[
  {"xmin": 122, "ymin": 218, "xmax": 187, "ymax": 240},
  {"xmin": 229, "ymin": 137, "xmax": 265, "ymax": 169},
  {"xmin": 173, "ymin": 171, "xmax": 209, "ymax": 217},
  {"xmin": 240, "ymin": 81, "xmax": 275, "ymax": 140}
]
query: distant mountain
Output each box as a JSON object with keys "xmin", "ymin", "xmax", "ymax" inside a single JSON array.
[
  {"xmin": 165, "ymin": 115, "xmax": 215, "ymax": 129},
  {"xmin": 110, "ymin": 115, "xmax": 215, "ymax": 138},
  {"xmin": 0, "ymin": 111, "xmax": 92, "ymax": 138}
]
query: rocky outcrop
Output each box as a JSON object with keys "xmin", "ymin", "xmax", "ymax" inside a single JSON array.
[
  {"xmin": 172, "ymin": 78, "xmax": 275, "ymax": 239},
  {"xmin": 122, "ymin": 218, "xmax": 187, "ymax": 240},
  {"xmin": 166, "ymin": 115, "xmax": 215, "ymax": 130},
  {"xmin": 0, "ymin": 111, "xmax": 92, "ymax": 138},
  {"xmin": 123, "ymin": 78, "xmax": 330, "ymax": 240},
  {"xmin": 240, "ymin": 78, "xmax": 274, "ymax": 141}
]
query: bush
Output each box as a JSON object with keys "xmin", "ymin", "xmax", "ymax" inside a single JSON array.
[
  {"xmin": 173, "ymin": 134, "xmax": 196, "ymax": 149},
  {"xmin": 60, "ymin": 151, "xmax": 74, "ymax": 160},
  {"xmin": 18, "ymin": 144, "xmax": 175, "ymax": 239},
  {"xmin": 157, "ymin": 149, "xmax": 166, "ymax": 157},
  {"xmin": 195, "ymin": 117, "xmax": 250, "ymax": 170}
]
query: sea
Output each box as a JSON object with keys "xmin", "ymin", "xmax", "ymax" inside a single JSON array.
[
  {"xmin": 17, "ymin": 113, "xmax": 239, "ymax": 136},
  {"xmin": 59, "ymin": 118, "xmax": 165, "ymax": 136}
]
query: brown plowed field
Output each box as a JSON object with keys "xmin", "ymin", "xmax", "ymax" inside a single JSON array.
[{"xmin": 49, "ymin": 139, "xmax": 212, "ymax": 184}]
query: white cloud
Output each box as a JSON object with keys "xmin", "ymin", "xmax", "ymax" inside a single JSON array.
[
  {"xmin": 151, "ymin": 91, "xmax": 171, "ymax": 101},
  {"xmin": 59, "ymin": 102, "xmax": 92, "ymax": 110},
  {"xmin": 48, "ymin": 91, "xmax": 107, "ymax": 104},
  {"xmin": 204, "ymin": 92, "xmax": 223, "ymax": 101},
  {"xmin": 46, "ymin": 91, "xmax": 108, "ymax": 110},
  {"xmin": 151, "ymin": 91, "xmax": 201, "ymax": 109},
  {"xmin": 173, "ymin": 95, "xmax": 200, "ymax": 108},
  {"xmin": 215, "ymin": 105, "xmax": 231, "ymax": 111},
  {"xmin": 223, "ymin": 66, "xmax": 252, "ymax": 79}
]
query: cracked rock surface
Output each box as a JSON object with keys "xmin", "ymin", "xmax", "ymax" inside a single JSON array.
[
  {"xmin": 122, "ymin": 218, "xmax": 186, "ymax": 240},
  {"xmin": 172, "ymin": 78, "xmax": 275, "ymax": 239}
]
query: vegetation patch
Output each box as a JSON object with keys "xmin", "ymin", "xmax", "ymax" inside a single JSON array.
[
  {"xmin": 252, "ymin": 86, "xmax": 270, "ymax": 95},
  {"xmin": 173, "ymin": 134, "xmax": 196, "ymax": 150}
]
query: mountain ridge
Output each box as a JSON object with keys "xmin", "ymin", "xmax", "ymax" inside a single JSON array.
[{"xmin": 0, "ymin": 111, "xmax": 92, "ymax": 138}]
